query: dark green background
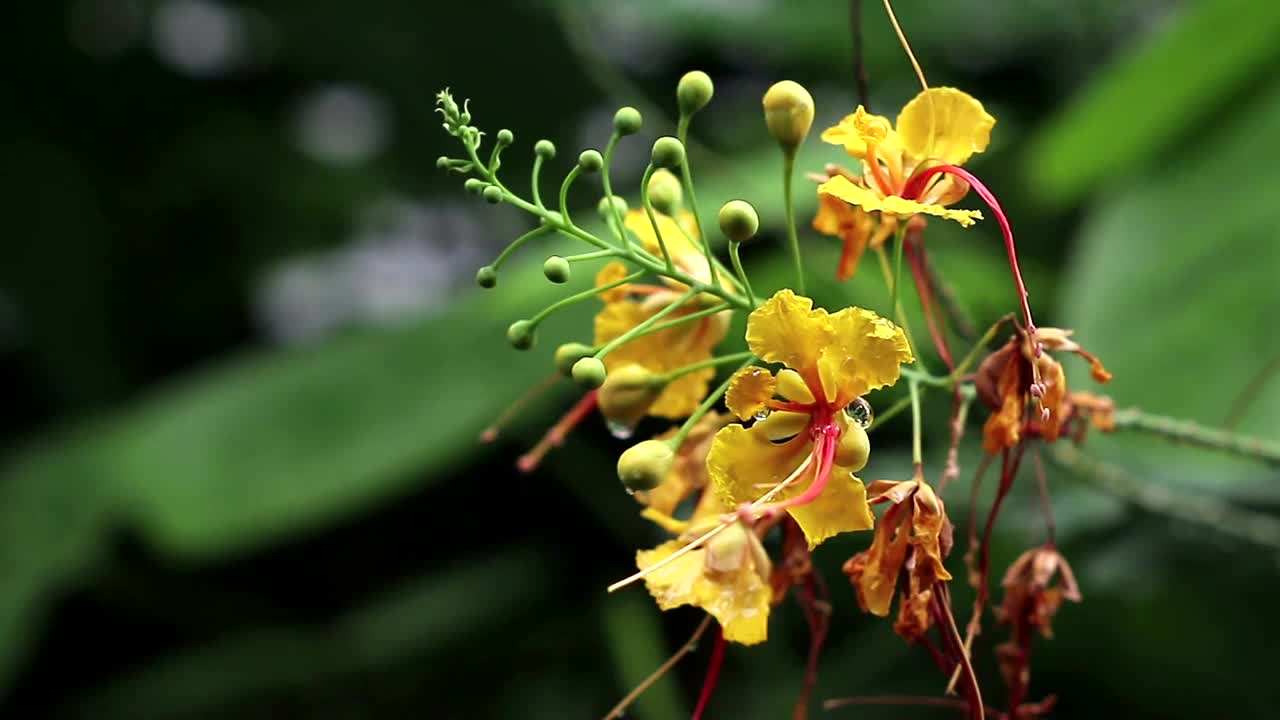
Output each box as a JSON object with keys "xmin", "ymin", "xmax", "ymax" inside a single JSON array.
[{"xmin": 2, "ymin": 0, "xmax": 1278, "ymax": 717}]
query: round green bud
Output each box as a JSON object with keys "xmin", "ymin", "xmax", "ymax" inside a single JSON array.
[
  {"xmin": 496, "ymin": 128, "xmax": 514, "ymax": 145},
  {"xmin": 762, "ymin": 80, "xmax": 815, "ymax": 151},
  {"xmin": 677, "ymin": 70, "xmax": 715, "ymax": 116},
  {"xmin": 554, "ymin": 342, "xmax": 595, "ymax": 377},
  {"xmin": 613, "ymin": 106, "xmax": 643, "ymax": 135},
  {"xmin": 464, "ymin": 178, "xmax": 486, "ymax": 195},
  {"xmin": 571, "ymin": 356, "xmax": 607, "ymax": 389},
  {"xmin": 647, "ymin": 169, "xmax": 683, "ymax": 215},
  {"xmin": 482, "ymin": 185, "xmax": 503, "ymax": 204},
  {"xmin": 475, "ymin": 265, "xmax": 498, "ymax": 289},
  {"xmin": 597, "ymin": 195, "xmax": 628, "ymax": 222},
  {"xmin": 616, "ymin": 439, "xmax": 675, "ymax": 493},
  {"xmin": 650, "ymin": 136, "xmax": 685, "ymax": 169},
  {"xmin": 542, "ymin": 255, "xmax": 571, "ymax": 284},
  {"xmin": 436, "ymin": 156, "xmax": 450, "ymax": 170},
  {"xmin": 578, "ymin": 149, "xmax": 604, "ymax": 173},
  {"xmin": 506, "ymin": 320, "xmax": 535, "ymax": 350},
  {"xmin": 834, "ymin": 422, "xmax": 870, "ymax": 471},
  {"xmin": 535, "ymin": 139, "xmax": 556, "ymax": 159},
  {"xmin": 718, "ymin": 199, "xmax": 760, "ymax": 243}
]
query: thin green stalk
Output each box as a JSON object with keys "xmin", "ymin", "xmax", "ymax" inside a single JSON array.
[
  {"xmin": 558, "ymin": 165, "xmax": 583, "ymax": 228},
  {"xmin": 909, "ymin": 378, "xmax": 923, "ymax": 467},
  {"xmin": 890, "ymin": 224, "xmax": 906, "ymax": 327},
  {"xmin": 594, "ymin": 289, "xmax": 698, "ymax": 360},
  {"xmin": 646, "ymin": 303, "xmax": 731, "ymax": 335},
  {"xmin": 782, "ymin": 151, "xmax": 805, "ymax": 294},
  {"xmin": 670, "ymin": 357, "xmax": 756, "ymax": 448},
  {"xmin": 663, "ymin": 351, "xmax": 754, "ymax": 384},
  {"xmin": 529, "ymin": 270, "xmax": 644, "ymax": 326},
  {"xmin": 530, "ymin": 154, "xmax": 546, "ymax": 209},
  {"xmin": 490, "ymin": 225, "xmax": 552, "ymax": 271},
  {"xmin": 599, "ymin": 132, "xmax": 632, "ymax": 250},
  {"xmin": 676, "ymin": 114, "xmax": 719, "ymax": 288},
  {"xmin": 953, "ymin": 314, "xmax": 1013, "ymax": 378},
  {"xmin": 639, "ymin": 165, "xmax": 677, "ymax": 273},
  {"xmin": 728, "ymin": 242, "xmax": 756, "ymax": 309},
  {"xmin": 868, "ymin": 393, "xmax": 911, "ymax": 431},
  {"xmin": 873, "ymin": 244, "xmax": 923, "ymax": 371},
  {"xmin": 1111, "ymin": 408, "xmax": 1280, "ymax": 466},
  {"xmin": 564, "ymin": 249, "xmax": 621, "ymax": 263}
]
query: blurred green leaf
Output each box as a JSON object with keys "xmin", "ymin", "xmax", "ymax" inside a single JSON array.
[{"xmin": 1028, "ymin": 0, "xmax": 1280, "ymax": 204}]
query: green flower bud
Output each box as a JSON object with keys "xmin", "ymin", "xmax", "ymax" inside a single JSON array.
[
  {"xmin": 718, "ymin": 200, "xmax": 760, "ymax": 243},
  {"xmin": 464, "ymin": 178, "xmax": 486, "ymax": 195},
  {"xmin": 834, "ymin": 422, "xmax": 870, "ymax": 471},
  {"xmin": 554, "ymin": 342, "xmax": 595, "ymax": 377},
  {"xmin": 647, "ymin": 169, "xmax": 683, "ymax": 215},
  {"xmin": 597, "ymin": 196, "xmax": 628, "ymax": 222},
  {"xmin": 616, "ymin": 439, "xmax": 675, "ymax": 493},
  {"xmin": 762, "ymin": 80, "xmax": 815, "ymax": 151},
  {"xmin": 496, "ymin": 128, "xmax": 514, "ymax": 145},
  {"xmin": 598, "ymin": 364, "xmax": 667, "ymax": 431},
  {"xmin": 578, "ymin": 149, "xmax": 604, "ymax": 173},
  {"xmin": 650, "ymin": 136, "xmax": 685, "ymax": 169},
  {"xmin": 475, "ymin": 265, "xmax": 498, "ymax": 289},
  {"xmin": 482, "ymin": 185, "xmax": 503, "ymax": 204},
  {"xmin": 571, "ymin": 357, "xmax": 607, "ymax": 389},
  {"xmin": 543, "ymin": 255, "xmax": 571, "ymax": 284},
  {"xmin": 535, "ymin": 139, "xmax": 556, "ymax": 159},
  {"xmin": 436, "ymin": 156, "xmax": 451, "ymax": 170},
  {"xmin": 506, "ymin": 320, "xmax": 535, "ymax": 350},
  {"xmin": 677, "ymin": 70, "xmax": 714, "ymax": 116},
  {"xmin": 613, "ymin": 106, "xmax": 643, "ymax": 135}
]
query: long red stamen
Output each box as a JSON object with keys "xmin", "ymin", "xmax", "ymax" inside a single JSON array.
[
  {"xmin": 901, "ymin": 164, "xmax": 1038, "ymax": 347},
  {"xmin": 903, "ymin": 228, "xmax": 954, "ymax": 370},
  {"xmin": 769, "ymin": 425, "xmax": 838, "ymax": 511},
  {"xmin": 516, "ymin": 390, "xmax": 598, "ymax": 472},
  {"xmin": 480, "ymin": 373, "xmax": 560, "ymax": 442},
  {"xmin": 691, "ymin": 627, "xmax": 728, "ymax": 720}
]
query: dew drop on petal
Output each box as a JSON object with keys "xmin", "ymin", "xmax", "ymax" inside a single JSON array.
[
  {"xmin": 753, "ymin": 408, "xmax": 771, "ymax": 422},
  {"xmin": 606, "ymin": 417, "xmax": 635, "ymax": 440},
  {"xmin": 845, "ymin": 397, "xmax": 873, "ymax": 428}
]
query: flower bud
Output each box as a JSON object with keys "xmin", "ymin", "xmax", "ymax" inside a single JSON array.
[
  {"xmin": 704, "ymin": 521, "xmax": 750, "ymax": 573},
  {"xmin": 676, "ymin": 70, "xmax": 714, "ymax": 116},
  {"xmin": 571, "ymin": 356, "xmax": 607, "ymax": 389},
  {"xmin": 475, "ymin": 265, "xmax": 498, "ymax": 289},
  {"xmin": 435, "ymin": 156, "xmax": 450, "ymax": 170},
  {"xmin": 597, "ymin": 195, "xmax": 628, "ymax": 221},
  {"xmin": 834, "ymin": 422, "xmax": 870, "ymax": 471},
  {"xmin": 650, "ymin": 137, "xmax": 685, "ymax": 169},
  {"xmin": 762, "ymin": 80, "xmax": 815, "ymax": 151},
  {"xmin": 578, "ymin": 149, "xmax": 604, "ymax": 173},
  {"xmin": 647, "ymin": 169, "xmax": 683, "ymax": 215},
  {"xmin": 718, "ymin": 200, "xmax": 759, "ymax": 243},
  {"xmin": 542, "ymin": 255, "xmax": 571, "ymax": 284},
  {"xmin": 464, "ymin": 178, "xmax": 486, "ymax": 195},
  {"xmin": 554, "ymin": 342, "xmax": 595, "ymax": 377},
  {"xmin": 482, "ymin": 185, "xmax": 503, "ymax": 204},
  {"xmin": 535, "ymin": 139, "xmax": 556, "ymax": 159},
  {"xmin": 613, "ymin": 106, "xmax": 643, "ymax": 135},
  {"xmin": 496, "ymin": 128, "xmax": 514, "ymax": 145},
  {"xmin": 506, "ymin": 320, "xmax": 535, "ymax": 350},
  {"xmin": 598, "ymin": 364, "xmax": 667, "ymax": 430},
  {"xmin": 616, "ymin": 439, "xmax": 675, "ymax": 493}
]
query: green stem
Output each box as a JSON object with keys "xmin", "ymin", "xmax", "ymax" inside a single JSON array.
[
  {"xmin": 782, "ymin": 151, "xmax": 805, "ymax": 295},
  {"xmin": 531, "ymin": 155, "xmax": 546, "ymax": 209},
  {"xmin": 558, "ymin": 165, "xmax": 583, "ymax": 228},
  {"xmin": 646, "ymin": 303, "xmax": 731, "ymax": 335},
  {"xmin": 639, "ymin": 165, "xmax": 677, "ymax": 273},
  {"xmin": 676, "ymin": 114, "xmax": 719, "ymax": 289},
  {"xmin": 593, "ymin": 288, "xmax": 698, "ymax": 360},
  {"xmin": 488, "ymin": 137, "xmax": 509, "ymax": 174},
  {"xmin": 670, "ymin": 357, "xmax": 756, "ymax": 448},
  {"xmin": 890, "ymin": 224, "xmax": 906, "ymax": 328},
  {"xmin": 909, "ymin": 378, "xmax": 923, "ymax": 467},
  {"xmin": 490, "ymin": 225, "xmax": 552, "ymax": 271},
  {"xmin": 1111, "ymin": 408, "xmax": 1280, "ymax": 467},
  {"xmin": 564, "ymin": 249, "xmax": 621, "ymax": 263},
  {"xmin": 952, "ymin": 314, "xmax": 1013, "ymax": 378},
  {"xmin": 528, "ymin": 270, "xmax": 644, "ymax": 327},
  {"xmin": 600, "ymin": 132, "xmax": 632, "ymax": 250},
  {"xmin": 662, "ymin": 351, "xmax": 754, "ymax": 384},
  {"xmin": 728, "ymin": 242, "xmax": 757, "ymax": 309},
  {"xmin": 868, "ymin": 393, "xmax": 911, "ymax": 431},
  {"xmin": 873, "ymin": 245, "xmax": 924, "ymax": 371}
]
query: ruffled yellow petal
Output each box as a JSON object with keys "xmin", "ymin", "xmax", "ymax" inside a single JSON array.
[
  {"xmin": 896, "ymin": 87, "xmax": 995, "ymax": 167},
  {"xmin": 820, "ymin": 106, "xmax": 901, "ymax": 160},
  {"xmin": 787, "ymin": 469, "xmax": 873, "ymax": 549},
  {"xmin": 819, "ymin": 175, "xmax": 983, "ymax": 227},
  {"xmin": 725, "ymin": 367, "xmax": 776, "ymax": 421},
  {"xmin": 708, "ymin": 423, "xmax": 811, "ymax": 509},
  {"xmin": 817, "ymin": 305, "xmax": 914, "ymax": 403},
  {"xmin": 636, "ymin": 536, "xmax": 771, "ymax": 645},
  {"xmin": 637, "ymin": 540, "xmax": 703, "ymax": 610},
  {"xmin": 744, "ymin": 290, "xmax": 833, "ymax": 381},
  {"xmin": 595, "ymin": 261, "xmax": 631, "ymax": 303}
]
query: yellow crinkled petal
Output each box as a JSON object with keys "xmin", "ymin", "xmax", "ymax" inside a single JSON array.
[
  {"xmin": 819, "ymin": 175, "xmax": 983, "ymax": 227},
  {"xmin": 637, "ymin": 540, "xmax": 702, "ymax": 610},
  {"xmin": 775, "ymin": 368, "xmax": 815, "ymax": 403},
  {"xmin": 787, "ymin": 469, "xmax": 874, "ymax": 550},
  {"xmin": 744, "ymin": 290, "xmax": 833, "ymax": 380},
  {"xmin": 636, "ymin": 540, "xmax": 771, "ymax": 645},
  {"xmin": 896, "ymin": 87, "xmax": 995, "ymax": 167},
  {"xmin": 817, "ymin": 305, "xmax": 914, "ymax": 403},
  {"xmin": 708, "ymin": 423, "xmax": 811, "ymax": 509},
  {"xmin": 596, "ymin": 261, "xmax": 631, "ymax": 303},
  {"xmin": 625, "ymin": 208, "xmax": 701, "ymax": 266},
  {"xmin": 725, "ymin": 367, "xmax": 776, "ymax": 421},
  {"xmin": 820, "ymin": 106, "xmax": 900, "ymax": 160},
  {"xmin": 640, "ymin": 508, "xmax": 689, "ymax": 535}
]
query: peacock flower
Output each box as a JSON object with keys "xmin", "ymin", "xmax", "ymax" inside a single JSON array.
[
  {"xmin": 842, "ymin": 475, "xmax": 953, "ymax": 639},
  {"xmin": 707, "ymin": 290, "xmax": 914, "ymax": 549},
  {"xmin": 811, "ymin": 173, "xmax": 899, "ymax": 281},
  {"xmin": 976, "ymin": 327, "xmax": 1112, "ymax": 454},
  {"xmin": 817, "ymin": 88, "xmax": 995, "ymax": 227}
]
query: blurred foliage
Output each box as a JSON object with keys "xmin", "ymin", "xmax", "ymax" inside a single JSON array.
[{"xmin": 1, "ymin": 0, "xmax": 1277, "ymax": 718}]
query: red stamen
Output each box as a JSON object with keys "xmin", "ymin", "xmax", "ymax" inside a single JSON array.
[
  {"xmin": 691, "ymin": 627, "xmax": 728, "ymax": 720},
  {"xmin": 903, "ymin": 227, "xmax": 955, "ymax": 370},
  {"xmin": 901, "ymin": 165, "xmax": 1038, "ymax": 346},
  {"xmin": 836, "ymin": 233, "xmax": 858, "ymax": 282},
  {"xmin": 480, "ymin": 373, "xmax": 560, "ymax": 442},
  {"xmin": 767, "ymin": 400, "xmax": 816, "ymax": 414},
  {"xmin": 516, "ymin": 390, "xmax": 599, "ymax": 472},
  {"xmin": 768, "ymin": 423, "xmax": 838, "ymax": 511}
]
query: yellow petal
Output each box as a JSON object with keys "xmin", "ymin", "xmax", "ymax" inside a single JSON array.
[
  {"xmin": 819, "ymin": 175, "xmax": 983, "ymax": 227},
  {"xmin": 817, "ymin": 305, "xmax": 915, "ymax": 403},
  {"xmin": 595, "ymin": 261, "xmax": 631, "ymax": 303},
  {"xmin": 775, "ymin": 368, "xmax": 815, "ymax": 404},
  {"xmin": 820, "ymin": 106, "xmax": 900, "ymax": 160},
  {"xmin": 640, "ymin": 507, "xmax": 690, "ymax": 535},
  {"xmin": 624, "ymin": 208, "xmax": 702, "ymax": 268},
  {"xmin": 637, "ymin": 540, "xmax": 704, "ymax": 610},
  {"xmin": 695, "ymin": 559, "xmax": 772, "ymax": 645},
  {"xmin": 896, "ymin": 87, "xmax": 995, "ymax": 166},
  {"xmin": 744, "ymin": 290, "xmax": 834, "ymax": 381},
  {"xmin": 708, "ymin": 423, "xmax": 811, "ymax": 509},
  {"xmin": 755, "ymin": 411, "xmax": 810, "ymax": 442},
  {"xmin": 786, "ymin": 469, "xmax": 874, "ymax": 549},
  {"xmin": 725, "ymin": 367, "xmax": 776, "ymax": 421}
]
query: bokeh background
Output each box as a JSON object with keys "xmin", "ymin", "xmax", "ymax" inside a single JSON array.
[{"xmin": 3, "ymin": 0, "xmax": 1279, "ymax": 718}]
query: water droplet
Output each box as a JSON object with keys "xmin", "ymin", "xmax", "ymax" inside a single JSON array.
[
  {"xmin": 623, "ymin": 487, "xmax": 636, "ymax": 496},
  {"xmin": 846, "ymin": 397, "xmax": 873, "ymax": 428},
  {"xmin": 753, "ymin": 408, "xmax": 771, "ymax": 422},
  {"xmin": 605, "ymin": 417, "xmax": 635, "ymax": 440}
]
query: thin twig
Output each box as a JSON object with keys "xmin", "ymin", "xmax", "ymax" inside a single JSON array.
[
  {"xmin": 1224, "ymin": 353, "xmax": 1280, "ymax": 429},
  {"xmin": 603, "ymin": 615, "xmax": 714, "ymax": 720},
  {"xmin": 1111, "ymin": 407, "xmax": 1280, "ymax": 467},
  {"xmin": 849, "ymin": 0, "xmax": 871, "ymax": 110}
]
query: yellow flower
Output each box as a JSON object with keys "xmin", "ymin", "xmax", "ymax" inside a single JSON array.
[
  {"xmin": 811, "ymin": 185, "xmax": 898, "ymax": 281},
  {"xmin": 707, "ymin": 290, "xmax": 914, "ymax": 549},
  {"xmin": 817, "ymin": 88, "xmax": 994, "ymax": 227}
]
